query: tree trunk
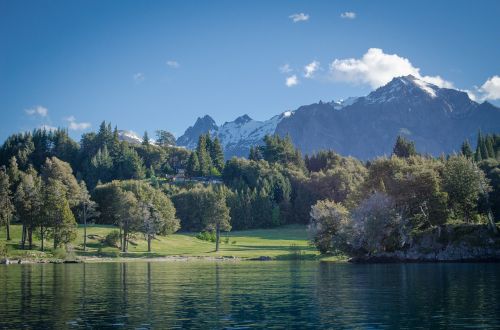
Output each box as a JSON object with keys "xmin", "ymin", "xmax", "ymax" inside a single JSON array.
[
  {"xmin": 215, "ymin": 223, "xmax": 220, "ymax": 252},
  {"xmin": 119, "ymin": 225, "xmax": 122, "ymax": 251},
  {"xmin": 6, "ymin": 219, "xmax": 11, "ymax": 241},
  {"xmin": 40, "ymin": 226, "xmax": 44, "ymax": 252},
  {"xmin": 28, "ymin": 227, "xmax": 33, "ymax": 250},
  {"xmin": 21, "ymin": 224, "xmax": 26, "ymax": 250},
  {"xmin": 83, "ymin": 205, "xmax": 87, "ymax": 252},
  {"xmin": 122, "ymin": 228, "xmax": 127, "ymax": 253},
  {"xmin": 54, "ymin": 229, "xmax": 59, "ymax": 249},
  {"xmin": 147, "ymin": 235, "xmax": 151, "ymax": 252}
]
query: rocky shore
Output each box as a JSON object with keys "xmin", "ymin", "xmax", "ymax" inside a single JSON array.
[{"xmin": 349, "ymin": 224, "xmax": 500, "ymax": 263}]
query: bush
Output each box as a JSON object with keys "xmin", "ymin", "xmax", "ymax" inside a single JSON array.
[
  {"xmin": 196, "ymin": 231, "xmax": 216, "ymax": 242},
  {"xmin": 0, "ymin": 241, "xmax": 8, "ymax": 258},
  {"xmin": 52, "ymin": 247, "xmax": 67, "ymax": 260},
  {"xmin": 105, "ymin": 230, "xmax": 121, "ymax": 248}
]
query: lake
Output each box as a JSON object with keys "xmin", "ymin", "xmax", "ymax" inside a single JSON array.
[{"xmin": 0, "ymin": 261, "xmax": 499, "ymax": 328}]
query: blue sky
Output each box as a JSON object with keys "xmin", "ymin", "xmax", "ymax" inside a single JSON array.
[{"xmin": 1, "ymin": 0, "xmax": 500, "ymax": 141}]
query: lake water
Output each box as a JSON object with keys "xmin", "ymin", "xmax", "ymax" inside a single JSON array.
[{"xmin": 0, "ymin": 261, "xmax": 499, "ymax": 329}]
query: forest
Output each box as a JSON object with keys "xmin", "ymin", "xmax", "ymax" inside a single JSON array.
[{"xmin": 0, "ymin": 121, "xmax": 499, "ymax": 258}]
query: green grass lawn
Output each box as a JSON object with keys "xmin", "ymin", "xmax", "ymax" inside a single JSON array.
[{"xmin": 0, "ymin": 224, "xmax": 322, "ymax": 260}]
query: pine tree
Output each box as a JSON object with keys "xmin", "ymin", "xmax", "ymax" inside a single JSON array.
[
  {"xmin": 7, "ymin": 157, "xmax": 20, "ymax": 189},
  {"xmin": 44, "ymin": 179, "xmax": 77, "ymax": 249},
  {"xmin": 249, "ymin": 146, "xmax": 263, "ymax": 161},
  {"xmin": 0, "ymin": 167, "xmax": 14, "ymax": 240},
  {"xmin": 111, "ymin": 126, "xmax": 121, "ymax": 158},
  {"xmin": 14, "ymin": 172, "xmax": 43, "ymax": 249},
  {"xmin": 197, "ymin": 134, "xmax": 212, "ymax": 176},
  {"xmin": 486, "ymin": 136, "xmax": 495, "ymax": 159},
  {"xmin": 461, "ymin": 140, "xmax": 473, "ymax": 159},
  {"xmin": 186, "ymin": 152, "xmax": 200, "ymax": 177},
  {"xmin": 210, "ymin": 137, "xmax": 225, "ymax": 173},
  {"xmin": 392, "ymin": 136, "xmax": 417, "ymax": 158},
  {"xmin": 142, "ymin": 131, "xmax": 150, "ymax": 146}
]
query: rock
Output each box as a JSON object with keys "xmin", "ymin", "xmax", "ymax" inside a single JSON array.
[
  {"xmin": 0, "ymin": 258, "xmax": 10, "ymax": 265},
  {"xmin": 248, "ymin": 256, "xmax": 273, "ymax": 261}
]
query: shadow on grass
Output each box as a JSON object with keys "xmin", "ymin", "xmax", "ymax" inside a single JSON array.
[{"xmin": 222, "ymin": 244, "xmax": 315, "ymax": 251}]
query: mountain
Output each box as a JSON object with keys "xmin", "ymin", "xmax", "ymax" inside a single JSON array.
[
  {"xmin": 117, "ymin": 130, "xmax": 142, "ymax": 145},
  {"xmin": 177, "ymin": 75, "xmax": 500, "ymax": 159},
  {"xmin": 176, "ymin": 113, "xmax": 291, "ymax": 158},
  {"xmin": 176, "ymin": 115, "xmax": 218, "ymax": 149}
]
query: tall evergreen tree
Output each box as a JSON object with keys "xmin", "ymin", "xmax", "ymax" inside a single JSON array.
[
  {"xmin": 44, "ymin": 178, "xmax": 77, "ymax": 249},
  {"xmin": 14, "ymin": 171, "xmax": 43, "ymax": 249},
  {"xmin": 461, "ymin": 140, "xmax": 473, "ymax": 159},
  {"xmin": 186, "ymin": 152, "xmax": 200, "ymax": 177},
  {"xmin": 210, "ymin": 137, "xmax": 225, "ymax": 173},
  {"xmin": 142, "ymin": 131, "xmax": 150, "ymax": 146},
  {"xmin": 0, "ymin": 167, "xmax": 14, "ymax": 240},
  {"xmin": 392, "ymin": 136, "xmax": 417, "ymax": 158},
  {"xmin": 196, "ymin": 134, "xmax": 212, "ymax": 176}
]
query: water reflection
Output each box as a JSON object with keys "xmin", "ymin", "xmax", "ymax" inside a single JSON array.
[{"xmin": 0, "ymin": 262, "xmax": 499, "ymax": 328}]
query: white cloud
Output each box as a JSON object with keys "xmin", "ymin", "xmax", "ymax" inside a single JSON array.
[
  {"xmin": 340, "ymin": 12, "xmax": 356, "ymax": 19},
  {"xmin": 479, "ymin": 76, "xmax": 500, "ymax": 100},
  {"xmin": 25, "ymin": 105, "xmax": 48, "ymax": 117},
  {"xmin": 69, "ymin": 122, "xmax": 91, "ymax": 130},
  {"xmin": 166, "ymin": 60, "xmax": 180, "ymax": 68},
  {"xmin": 133, "ymin": 72, "xmax": 145, "ymax": 83},
  {"xmin": 65, "ymin": 116, "xmax": 91, "ymax": 131},
  {"xmin": 304, "ymin": 61, "xmax": 320, "ymax": 78},
  {"xmin": 289, "ymin": 13, "xmax": 309, "ymax": 23},
  {"xmin": 286, "ymin": 75, "xmax": 298, "ymax": 87},
  {"xmin": 462, "ymin": 89, "xmax": 478, "ymax": 101},
  {"xmin": 279, "ymin": 63, "xmax": 293, "ymax": 73},
  {"xmin": 329, "ymin": 48, "xmax": 454, "ymax": 89}
]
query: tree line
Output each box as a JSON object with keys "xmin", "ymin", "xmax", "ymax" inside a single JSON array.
[{"xmin": 1, "ymin": 122, "xmax": 499, "ymax": 255}]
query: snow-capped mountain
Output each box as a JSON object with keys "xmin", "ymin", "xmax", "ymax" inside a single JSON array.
[
  {"xmin": 118, "ymin": 130, "xmax": 142, "ymax": 145},
  {"xmin": 176, "ymin": 113, "xmax": 291, "ymax": 158},
  {"xmin": 276, "ymin": 75, "xmax": 500, "ymax": 158},
  {"xmin": 176, "ymin": 115, "xmax": 218, "ymax": 150},
  {"xmin": 177, "ymin": 75, "xmax": 500, "ymax": 159}
]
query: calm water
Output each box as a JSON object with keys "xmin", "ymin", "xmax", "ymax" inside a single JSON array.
[{"xmin": 0, "ymin": 262, "xmax": 499, "ymax": 329}]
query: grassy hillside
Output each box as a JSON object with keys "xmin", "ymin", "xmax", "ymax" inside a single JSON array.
[{"xmin": 0, "ymin": 224, "xmax": 322, "ymax": 261}]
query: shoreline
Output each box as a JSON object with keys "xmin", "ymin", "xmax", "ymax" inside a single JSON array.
[{"xmin": 3, "ymin": 253, "xmax": 500, "ymax": 265}]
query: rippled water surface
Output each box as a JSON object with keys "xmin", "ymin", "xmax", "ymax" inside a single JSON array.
[{"xmin": 0, "ymin": 261, "xmax": 499, "ymax": 328}]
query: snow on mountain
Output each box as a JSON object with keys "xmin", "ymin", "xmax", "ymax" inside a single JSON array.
[
  {"xmin": 366, "ymin": 75, "xmax": 439, "ymax": 103},
  {"xmin": 330, "ymin": 97, "xmax": 360, "ymax": 109},
  {"xmin": 118, "ymin": 130, "xmax": 142, "ymax": 145},
  {"xmin": 176, "ymin": 115, "xmax": 218, "ymax": 149},
  {"xmin": 178, "ymin": 74, "xmax": 500, "ymax": 159},
  {"xmin": 276, "ymin": 74, "xmax": 500, "ymax": 159},
  {"xmin": 177, "ymin": 112, "xmax": 292, "ymax": 158}
]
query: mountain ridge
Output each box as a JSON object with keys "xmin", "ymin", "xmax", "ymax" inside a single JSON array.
[{"xmin": 176, "ymin": 75, "xmax": 500, "ymax": 159}]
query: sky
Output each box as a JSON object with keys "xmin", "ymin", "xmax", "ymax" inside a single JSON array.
[{"xmin": 1, "ymin": 0, "xmax": 500, "ymax": 142}]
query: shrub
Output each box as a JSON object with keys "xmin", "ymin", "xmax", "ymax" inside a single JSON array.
[
  {"xmin": 105, "ymin": 230, "xmax": 121, "ymax": 248},
  {"xmin": 309, "ymin": 199, "xmax": 350, "ymax": 254},
  {"xmin": 196, "ymin": 231, "xmax": 216, "ymax": 242},
  {"xmin": 0, "ymin": 241, "xmax": 7, "ymax": 258},
  {"xmin": 52, "ymin": 247, "xmax": 67, "ymax": 260}
]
